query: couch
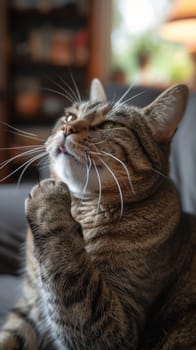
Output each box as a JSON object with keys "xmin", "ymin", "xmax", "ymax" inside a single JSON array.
[
  {"xmin": 0, "ymin": 184, "xmax": 32, "ymax": 326},
  {"xmin": 0, "ymin": 85, "xmax": 196, "ymax": 328}
]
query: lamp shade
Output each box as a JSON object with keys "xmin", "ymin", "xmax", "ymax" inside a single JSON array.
[{"xmin": 160, "ymin": 0, "xmax": 196, "ymax": 44}]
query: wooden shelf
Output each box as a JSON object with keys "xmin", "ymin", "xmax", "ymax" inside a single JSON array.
[
  {"xmin": 11, "ymin": 59, "xmax": 88, "ymax": 69},
  {"xmin": 10, "ymin": 4, "xmax": 87, "ymax": 21},
  {"xmin": 0, "ymin": 0, "xmax": 112, "ymax": 183},
  {"xmin": 12, "ymin": 115, "xmax": 58, "ymax": 125}
]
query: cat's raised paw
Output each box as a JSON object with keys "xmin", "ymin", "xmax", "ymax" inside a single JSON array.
[
  {"xmin": 26, "ymin": 178, "xmax": 70, "ymax": 202},
  {"xmin": 25, "ymin": 179, "xmax": 71, "ymax": 231}
]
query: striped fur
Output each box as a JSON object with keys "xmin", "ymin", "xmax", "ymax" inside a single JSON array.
[{"xmin": 0, "ymin": 81, "xmax": 195, "ymax": 349}]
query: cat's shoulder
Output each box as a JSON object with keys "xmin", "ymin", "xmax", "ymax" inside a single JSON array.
[
  {"xmin": 182, "ymin": 212, "xmax": 196, "ymax": 229},
  {"xmin": 180, "ymin": 212, "xmax": 196, "ymax": 245}
]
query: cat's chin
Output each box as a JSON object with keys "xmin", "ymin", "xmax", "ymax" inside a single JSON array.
[{"xmin": 53, "ymin": 153, "xmax": 99, "ymax": 199}]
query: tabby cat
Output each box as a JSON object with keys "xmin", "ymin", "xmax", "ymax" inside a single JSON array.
[{"xmin": 0, "ymin": 79, "xmax": 195, "ymax": 350}]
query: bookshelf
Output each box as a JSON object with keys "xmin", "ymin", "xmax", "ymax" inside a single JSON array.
[{"xmin": 0, "ymin": 0, "xmax": 112, "ymax": 183}]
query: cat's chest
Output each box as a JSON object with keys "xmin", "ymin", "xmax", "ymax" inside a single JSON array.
[{"xmin": 71, "ymin": 201, "xmax": 120, "ymax": 233}]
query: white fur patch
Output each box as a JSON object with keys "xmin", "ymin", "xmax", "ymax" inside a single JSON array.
[{"xmin": 53, "ymin": 154, "xmax": 100, "ymax": 198}]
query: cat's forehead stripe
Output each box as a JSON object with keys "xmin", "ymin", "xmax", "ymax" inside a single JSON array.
[{"xmin": 64, "ymin": 101, "xmax": 113, "ymax": 121}]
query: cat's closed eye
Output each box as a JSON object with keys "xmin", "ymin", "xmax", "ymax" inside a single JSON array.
[{"xmin": 97, "ymin": 121, "xmax": 122, "ymax": 130}]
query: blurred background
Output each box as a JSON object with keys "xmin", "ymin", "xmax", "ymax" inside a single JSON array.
[
  {"xmin": 112, "ymin": 0, "xmax": 195, "ymax": 86},
  {"xmin": 1, "ymin": 0, "xmax": 196, "ymax": 319},
  {"xmin": 0, "ymin": 0, "xmax": 196, "ymax": 183}
]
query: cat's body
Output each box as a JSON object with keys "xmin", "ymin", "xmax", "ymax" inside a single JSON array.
[{"xmin": 0, "ymin": 80, "xmax": 195, "ymax": 349}]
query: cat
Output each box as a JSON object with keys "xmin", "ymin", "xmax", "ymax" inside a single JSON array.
[{"xmin": 0, "ymin": 79, "xmax": 195, "ymax": 350}]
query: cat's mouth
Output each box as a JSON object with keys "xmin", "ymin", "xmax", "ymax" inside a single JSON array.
[
  {"xmin": 58, "ymin": 145, "xmax": 75, "ymax": 159},
  {"xmin": 59, "ymin": 145, "xmax": 67, "ymax": 154},
  {"xmin": 58, "ymin": 145, "xmax": 73, "ymax": 157}
]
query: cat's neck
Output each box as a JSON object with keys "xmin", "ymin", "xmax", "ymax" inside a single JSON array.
[
  {"xmin": 71, "ymin": 195, "xmax": 122, "ymax": 228},
  {"xmin": 71, "ymin": 179, "xmax": 181, "ymax": 245}
]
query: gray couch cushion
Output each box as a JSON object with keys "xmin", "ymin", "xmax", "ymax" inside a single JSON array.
[
  {"xmin": 170, "ymin": 93, "xmax": 196, "ymax": 214},
  {"xmin": 0, "ymin": 275, "xmax": 22, "ymax": 327},
  {"xmin": 0, "ymin": 184, "xmax": 32, "ymax": 274}
]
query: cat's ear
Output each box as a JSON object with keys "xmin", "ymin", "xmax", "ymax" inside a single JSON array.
[
  {"xmin": 90, "ymin": 78, "xmax": 107, "ymax": 102},
  {"xmin": 144, "ymin": 84, "xmax": 188, "ymax": 142}
]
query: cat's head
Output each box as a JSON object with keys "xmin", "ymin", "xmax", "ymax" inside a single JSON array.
[{"xmin": 46, "ymin": 79, "xmax": 188, "ymax": 205}]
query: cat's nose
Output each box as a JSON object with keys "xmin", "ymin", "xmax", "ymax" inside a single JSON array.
[{"xmin": 63, "ymin": 124, "xmax": 75, "ymax": 136}]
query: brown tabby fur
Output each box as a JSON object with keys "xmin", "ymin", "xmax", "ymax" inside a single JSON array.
[{"xmin": 0, "ymin": 80, "xmax": 195, "ymax": 349}]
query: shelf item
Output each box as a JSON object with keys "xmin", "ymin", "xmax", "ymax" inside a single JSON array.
[
  {"xmin": 13, "ymin": 27, "xmax": 89, "ymax": 67},
  {"xmin": 11, "ymin": 0, "xmax": 88, "ymax": 15},
  {"xmin": 0, "ymin": 0, "xmax": 112, "ymax": 182},
  {"xmin": 14, "ymin": 77, "xmax": 41, "ymax": 117}
]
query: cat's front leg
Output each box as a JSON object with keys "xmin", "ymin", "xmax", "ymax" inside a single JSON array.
[
  {"xmin": 25, "ymin": 179, "xmax": 138, "ymax": 350},
  {"xmin": 25, "ymin": 179, "xmax": 87, "ymax": 348}
]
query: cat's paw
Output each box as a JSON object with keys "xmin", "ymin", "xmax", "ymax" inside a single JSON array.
[
  {"xmin": 0, "ymin": 331, "xmax": 17, "ymax": 350},
  {"xmin": 0, "ymin": 319, "xmax": 39, "ymax": 350},
  {"xmin": 25, "ymin": 179, "xmax": 72, "ymax": 232}
]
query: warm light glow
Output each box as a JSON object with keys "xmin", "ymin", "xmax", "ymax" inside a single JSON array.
[
  {"xmin": 160, "ymin": 19, "xmax": 196, "ymax": 43},
  {"xmin": 160, "ymin": 0, "xmax": 196, "ymax": 44},
  {"xmin": 187, "ymin": 43, "xmax": 196, "ymax": 53},
  {"xmin": 168, "ymin": 0, "xmax": 196, "ymax": 20}
]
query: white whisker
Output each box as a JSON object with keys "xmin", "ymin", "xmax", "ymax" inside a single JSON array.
[
  {"xmin": 38, "ymin": 154, "xmax": 49, "ymax": 167},
  {"xmin": 89, "ymin": 139, "xmax": 106, "ymax": 146},
  {"xmin": 58, "ymin": 75, "xmax": 80, "ymax": 103},
  {"xmin": 38, "ymin": 158, "xmax": 50, "ymax": 178},
  {"xmin": 79, "ymin": 155, "xmax": 92, "ymax": 205},
  {"xmin": 115, "ymin": 84, "xmax": 134, "ymax": 105},
  {"xmin": 100, "ymin": 151, "xmax": 135, "ymax": 194},
  {"xmin": 0, "ymin": 147, "xmax": 45, "ymax": 170},
  {"xmin": 42, "ymin": 87, "xmax": 75, "ymax": 105},
  {"xmin": 0, "ymin": 152, "xmax": 46, "ymax": 184},
  {"xmin": 0, "ymin": 145, "xmax": 43, "ymax": 150},
  {"xmin": 16, "ymin": 152, "xmax": 47, "ymax": 187},
  {"xmin": 111, "ymin": 90, "xmax": 117, "ymax": 105},
  {"xmin": 0, "ymin": 120, "xmax": 39, "ymax": 137},
  {"xmin": 92, "ymin": 159, "xmax": 102, "ymax": 213},
  {"xmin": 89, "ymin": 148, "xmax": 135, "ymax": 195},
  {"xmin": 0, "ymin": 121, "xmax": 43, "ymax": 142},
  {"xmin": 6, "ymin": 129, "xmax": 44, "ymax": 142},
  {"xmin": 149, "ymin": 167, "xmax": 169, "ymax": 180},
  {"xmin": 69, "ymin": 70, "xmax": 82, "ymax": 103},
  {"xmin": 122, "ymin": 90, "xmax": 146, "ymax": 105},
  {"xmin": 50, "ymin": 77, "xmax": 76, "ymax": 104},
  {"xmin": 94, "ymin": 154, "xmax": 124, "ymax": 218}
]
